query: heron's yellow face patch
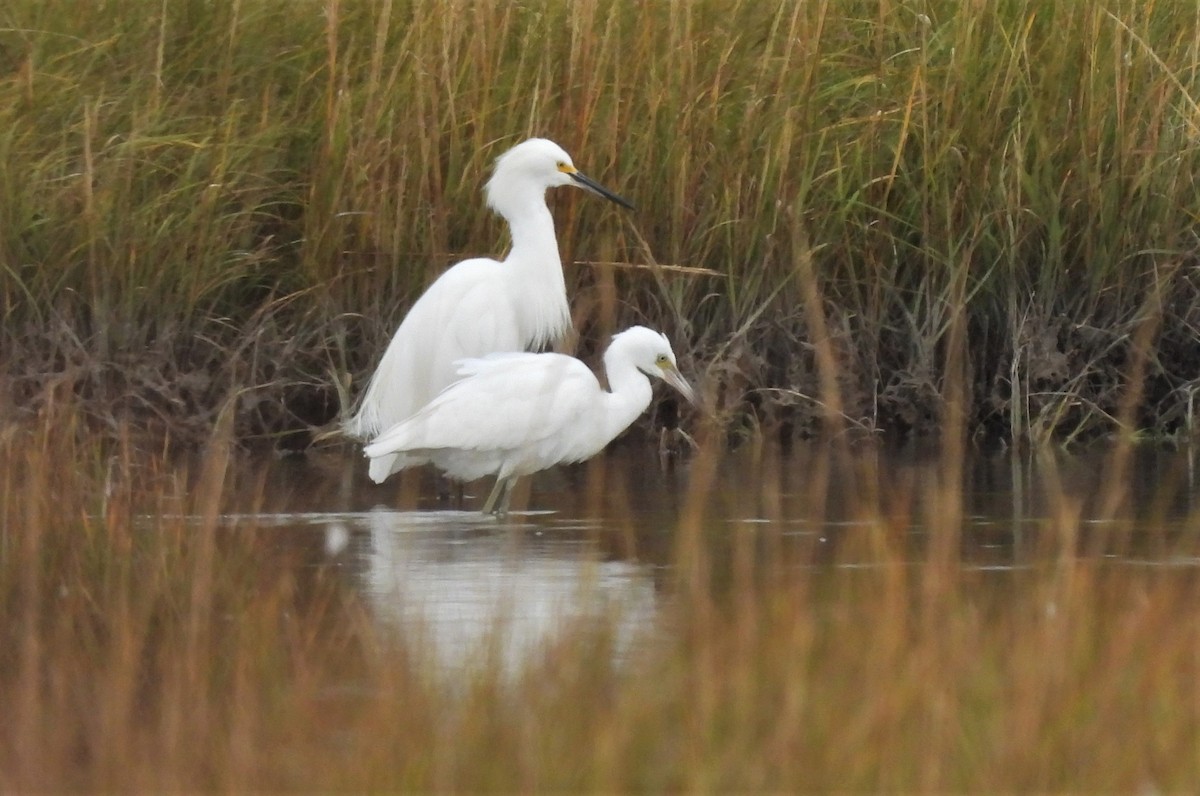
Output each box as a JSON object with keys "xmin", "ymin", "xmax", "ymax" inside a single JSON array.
[
  {"xmin": 655, "ymin": 354, "xmax": 671, "ymax": 370},
  {"xmin": 556, "ymin": 161, "xmax": 577, "ymax": 175}
]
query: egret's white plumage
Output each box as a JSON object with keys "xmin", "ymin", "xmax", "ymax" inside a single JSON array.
[
  {"xmin": 345, "ymin": 138, "xmax": 632, "ymax": 483},
  {"xmin": 363, "ymin": 326, "xmax": 696, "ymax": 515}
]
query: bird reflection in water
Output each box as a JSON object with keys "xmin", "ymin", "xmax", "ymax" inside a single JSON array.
[{"xmin": 352, "ymin": 508, "xmax": 658, "ymax": 679}]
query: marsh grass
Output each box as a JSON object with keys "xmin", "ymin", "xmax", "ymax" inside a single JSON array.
[
  {"xmin": 3, "ymin": 0, "xmax": 1200, "ymax": 442},
  {"xmin": 4, "ymin": 401, "xmax": 1200, "ymax": 791},
  {"xmin": 5, "ymin": 2, "xmax": 1200, "ymax": 787}
]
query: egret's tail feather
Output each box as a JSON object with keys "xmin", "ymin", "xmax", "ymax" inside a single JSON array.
[{"xmin": 368, "ymin": 452, "xmax": 398, "ymax": 484}]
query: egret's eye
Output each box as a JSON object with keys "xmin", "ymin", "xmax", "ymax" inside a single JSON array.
[
  {"xmin": 556, "ymin": 161, "xmax": 573, "ymax": 173},
  {"xmin": 655, "ymin": 354, "xmax": 670, "ymax": 367}
]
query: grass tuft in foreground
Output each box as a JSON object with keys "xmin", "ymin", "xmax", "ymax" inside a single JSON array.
[{"xmin": 2, "ymin": 409, "xmax": 1199, "ymax": 791}]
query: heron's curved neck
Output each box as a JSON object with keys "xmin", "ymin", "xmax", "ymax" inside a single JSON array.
[
  {"xmin": 502, "ymin": 198, "xmax": 562, "ymax": 269},
  {"xmin": 599, "ymin": 357, "xmax": 653, "ymax": 442},
  {"xmin": 498, "ymin": 193, "xmax": 569, "ymax": 346}
]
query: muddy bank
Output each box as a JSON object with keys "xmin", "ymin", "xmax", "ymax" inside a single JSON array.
[{"xmin": 6, "ymin": 263, "xmax": 1200, "ymax": 450}]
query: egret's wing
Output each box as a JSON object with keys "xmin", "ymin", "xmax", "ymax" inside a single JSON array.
[
  {"xmin": 347, "ymin": 259, "xmax": 525, "ymax": 439},
  {"xmin": 452, "ymin": 350, "xmax": 532, "ymax": 378},
  {"xmin": 365, "ymin": 353, "xmax": 599, "ymax": 457}
]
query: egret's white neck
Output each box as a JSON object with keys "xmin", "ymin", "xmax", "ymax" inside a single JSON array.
[
  {"xmin": 502, "ymin": 197, "xmax": 563, "ymax": 269},
  {"xmin": 598, "ymin": 353, "xmax": 654, "ymax": 444},
  {"xmin": 495, "ymin": 188, "xmax": 570, "ymax": 347}
]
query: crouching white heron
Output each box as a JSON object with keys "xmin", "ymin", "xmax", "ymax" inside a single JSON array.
[{"xmin": 363, "ymin": 326, "xmax": 696, "ymax": 515}]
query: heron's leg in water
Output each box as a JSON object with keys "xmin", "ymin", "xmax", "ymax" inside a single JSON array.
[
  {"xmin": 481, "ymin": 476, "xmax": 510, "ymax": 515},
  {"xmin": 496, "ymin": 478, "xmax": 518, "ymax": 516},
  {"xmin": 482, "ymin": 476, "xmax": 520, "ymax": 516}
]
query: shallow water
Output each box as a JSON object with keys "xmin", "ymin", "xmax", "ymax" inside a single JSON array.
[{"xmin": 194, "ymin": 442, "xmax": 1200, "ymax": 675}]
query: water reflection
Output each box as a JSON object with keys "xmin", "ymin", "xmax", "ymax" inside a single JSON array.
[
  {"xmin": 194, "ymin": 442, "xmax": 1200, "ymax": 675},
  {"xmin": 212, "ymin": 502, "xmax": 663, "ymax": 677},
  {"xmin": 358, "ymin": 509, "xmax": 657, "ymax": 677}
]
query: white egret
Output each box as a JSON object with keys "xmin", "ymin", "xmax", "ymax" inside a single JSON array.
[
  {"xmin": 363, "ymin": 326, "xmax": 696, "ymax": 516},
  {"xmin": 345, "ymin": 138, "xmax": 633, "ymax": 484}
]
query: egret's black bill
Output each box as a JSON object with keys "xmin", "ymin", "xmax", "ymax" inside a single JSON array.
[{"xmin": 570, "ymin": 171, "xmax": 635, "ymax": 210}]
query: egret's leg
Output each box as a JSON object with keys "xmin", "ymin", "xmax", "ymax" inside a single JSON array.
[
  {"xmin": 481, "ymin": 476, "xmax": 509, "ymax": 515},
  {"xmin": 496, "ymin": 478, "xmax": 518, "ymax": 516}
]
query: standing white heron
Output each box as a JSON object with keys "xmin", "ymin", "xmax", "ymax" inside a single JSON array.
[
  {"xmin": 346, "ymin": 138, "xmax": 633, "ymax": 483},
  {"xmin": 363, "ymin": 326, "xmax": 696, "ymax": 516}
]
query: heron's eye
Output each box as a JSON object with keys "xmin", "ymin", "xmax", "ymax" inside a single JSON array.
[
  {"xmin": 655, "ymin": 354, "xmax": 670, "ymax": 367},
  {"xmin": 556, "ymin": 161, "xmax": 572, "ymax": 173}
]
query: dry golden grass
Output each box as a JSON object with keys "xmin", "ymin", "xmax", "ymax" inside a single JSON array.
[
  {"xmin": 4, "ymin": 0, "xmax": 1200, "ymax": 788},
  {"xmin": 3, "ymin": 404, "xmax": 1199, "ymax": 791}
]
